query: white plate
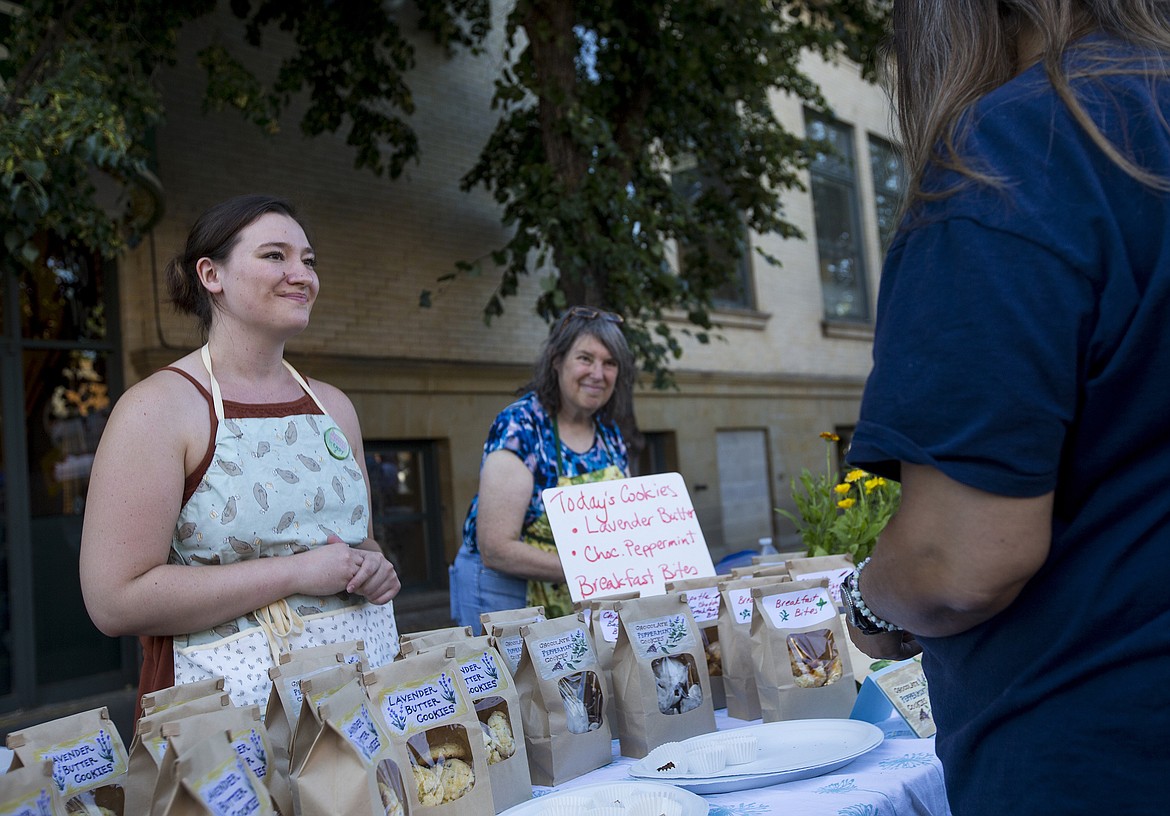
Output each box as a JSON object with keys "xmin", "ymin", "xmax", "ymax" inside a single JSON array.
[
  {"xmin": 499, "ymin": 780, "xmax": 707, "ymax": 816},
  {"xmin": 628, "ymin": 719, "xmax": 884, "ymax": 795}
]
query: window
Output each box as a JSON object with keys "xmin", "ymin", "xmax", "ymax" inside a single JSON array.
[
  {"xmin": 632, "ymin": 431, "xmax": 678, "ymax": 477},
  {"xmin": 807, "ymin": 114, "xmax": 869, "ymax": 322},
  {"xmin": 671, "ymin": 156, "xmax": 756, "ymax": 310},
  {"xmin": 868, "ymin": 136, "xmax": 907, "ymax": 256},
  {"xmin": 366, "ymin": 442, "xmax": 446, "ymax": 591}
]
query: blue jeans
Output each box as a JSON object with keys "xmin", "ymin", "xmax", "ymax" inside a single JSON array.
[{"xmin": 449, "ymin": 547, "xmax": 528, "ymax": 632}]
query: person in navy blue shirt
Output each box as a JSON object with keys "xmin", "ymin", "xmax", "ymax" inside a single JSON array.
[{"xmin": 843, "ymin": 2, "xmax": 1170, "ymax": 814}]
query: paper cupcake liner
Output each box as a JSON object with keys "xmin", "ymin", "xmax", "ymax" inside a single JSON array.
[
  {"xmin": 627, "ymin": 793, "xmax": 684, "ymax": 816},
  {"xmin": 685, "ymin": 743, "xmax": 728, "ymax": 776},
  {"xmin": 539, "ymin": 794, "xmax": 596, "ymax": 816},
  {"xmin": 641, "ymin": 742, "xmax": 689, "ymax": 778},
  {"xmin": 716, "ymin": 734, "xmax": 758, "ymax": 765}
]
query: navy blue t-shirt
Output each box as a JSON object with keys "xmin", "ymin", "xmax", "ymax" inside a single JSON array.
[{"xmin": 849, "ymin": 38, "xmax": 1170, "ymax": 815}]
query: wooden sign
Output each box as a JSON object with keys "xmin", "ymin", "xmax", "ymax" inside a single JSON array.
[{"xmin": 542, "ymin": 472, "xmax": 715, "ymax": 605}]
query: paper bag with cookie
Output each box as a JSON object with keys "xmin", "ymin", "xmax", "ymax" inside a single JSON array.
[
  {"xmin": 514, "ymin": 613, "xmax": 612, "ymax": 786},
  {"xmin": 124, "ymin": 692, "xmax": 233, "ymax": 815},
  {"xmin": 288, "ymin": 660, "xmax": 366, "ymax": 788},
  {"xmin": 610, "ymin": 594, "xmax": 716, "ymax": 758},
  {"xmin": 6, "ymin": 707, "xmax": 129, "ymax": 816},
  {"xmin": 665, "ymin": 577, "xmax": 725, "ymax": 710},
  {"xmin": 750, "ymin": 577, "xmax": 857, "ymax": 721},
  {"xmin": 716, "ymin": 573, "xmax": 791, "ymax": 721},
  {"xmin": 152, "ymin": 705, "xmax": 289, "ymax": 816},
  {"xmin": 292, "ymin": 677, "xmax": 408, "ymax": 816},
  {"xmin": 399, "ymin": 626, "xmax": 474, "ymax": 654},
  {"xmin": 784, "ymin": 554, "xmax": 855, "ymax": 609},
  {"xmin": 586, "ymin": 591, "xmax": 639, "ymax": 726},
  {"xmin": 402, "ymin": 637, "xmax": 531, "ymax": 812},
  {"xmin": 364, "ymin": 647, "xmax": 494, "ymax": 814},
  {"xmin": 265, "ymin": 642, "xmax": 366, "ymax": 787},
  {"xmin": 156, "ymin": 730, "xmax": 276, "ymax": 816}
]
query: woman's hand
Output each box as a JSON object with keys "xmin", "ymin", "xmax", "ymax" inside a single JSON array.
[{"xmin": 348, "ymin": 538, "xmax": 401, "ymax": 603}]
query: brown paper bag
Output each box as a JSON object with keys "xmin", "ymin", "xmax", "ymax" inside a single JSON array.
[
  {"xmin": 399, "ymin": 626, "xmax": 474, "ymax": 653},
  {"xmin": 364, "ymin": 648, "xmax": 495, "ymax": 814},
  {"xmin": 264, "ymin": 642, "xmax": 365, "ymax": 796},
  {"xmin": 479, "ymin": 606, "xmax": 545, "ymax": 637},
  {"xmin": 141, "ymin": 677, "xmax": 227, "ymax": 717},
  {"xmin": 124, "ymin": 693, "xmax": 233, "ymax": 815},
  {"xmin": 488, "ymin": 617, "xmax": 543, "ymax": 679},
  {"xmin": 665, "ymin": 577, "xmax": 725, "ymax": 710},
  {"xmin": 784, "ymin": 554, "xmax": 855, "ymax": 609},
  {"xmin": 6, "ymin": 707, "xmax": 129, "ymax": 816},
  {"xmin": 0, "ymin": 760, "xmax": 67, "ymax": 815},
  {"xmin": 610, "ymin": 594, "xmax": 716, "ymax": 758},
  {"xmin": 153, "ymin": 705, "xmax": 289, "ymax": 816},
  {"xmin": 750, "ymin": 577, "xmax": 857, "ymax": 721},
  {"xmin": 514, "ymin": 614, "xmax": 613, "ymax": 786},
  {"xmin": 728, "ymin": 563, "xmax": 791, "ymax": 581},
  {"xmin": 292, "ymin": 678, "xmax": 407, "ymax": 816},
  {"xmin": 585, "ymin": 591, "xmax": 640, "ymax": 726},
  {"xmin": 289, "ymin": 661, "xmax": 366, "ymax": 785},
  {"xmin": 403, "ymin": 637, "xmax": 532, "ymax": 813},
  {"xmin": 157, "ymin": 730, "xmax": 275, "ymax": 816},
  {"xmin": 717, "ymin": 574, "xmax": 791, "ymax": 721}
]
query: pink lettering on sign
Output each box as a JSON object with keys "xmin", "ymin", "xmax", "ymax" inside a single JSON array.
[{"xmin": 574, "ymin": 567, "xmax": 657, "ymax": 599}]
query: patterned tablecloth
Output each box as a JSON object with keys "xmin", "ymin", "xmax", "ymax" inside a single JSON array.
[{"xmin": 534, "ymin": 711, "xmax": 953, "ymax": 816}]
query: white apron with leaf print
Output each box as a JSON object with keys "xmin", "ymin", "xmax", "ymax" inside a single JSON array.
[{"xmin": 170, "ymin": 346, "xmax": 399, "ymax": 707}]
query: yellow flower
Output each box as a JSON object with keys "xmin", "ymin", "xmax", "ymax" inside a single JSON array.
[
  {"xmin": 819, "ymin": 431, "xmax": 840, "ymax": 441},
  {"xmin": 845, "ymin": 469, "xmax": 867, "ymax": 483},
  {"xmin": 864, "ymin": 477, "xmax": 885, "ymax": 493},
  {"xmin": 837, "ymin": 498, "xmax": 856, "ymax": 509},
  {"xmin": 834, "ymin": 483, "xmax": 852, "ymax": 495}
]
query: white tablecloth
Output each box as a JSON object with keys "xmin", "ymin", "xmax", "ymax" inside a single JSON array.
[{"xmin": 534, "ymin": 711, "xmax": 952, "ymax": 816}]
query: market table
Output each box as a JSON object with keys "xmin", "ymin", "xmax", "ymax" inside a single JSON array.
[{"xmin": 531, "ymin": 710, "xmax": 952, "ymax": 816}]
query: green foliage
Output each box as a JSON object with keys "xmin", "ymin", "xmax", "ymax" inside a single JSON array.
[
  {"xmin": 776, "ymin": 432, "xmax": 901, "ymax": 563},
  {"xmin": 438, "ymin": 0, "xmax": 891, "ymax": 387}
]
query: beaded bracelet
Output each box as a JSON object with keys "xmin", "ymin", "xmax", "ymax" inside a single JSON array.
[{"xmin": 849, "ymin": 557, "xmax": 903, "ymax": 632}]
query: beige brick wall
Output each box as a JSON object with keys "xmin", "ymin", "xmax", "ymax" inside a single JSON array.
[{"xmin": 120, "ymin": 6, "xmax": 895, "ymax": 567}]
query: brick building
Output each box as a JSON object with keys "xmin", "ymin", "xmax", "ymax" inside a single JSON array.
[{"xmin": 1, "ymin": 7, "xmax": 900, "ymax": 736}]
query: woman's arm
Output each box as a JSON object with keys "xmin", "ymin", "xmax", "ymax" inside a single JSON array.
[
  {"xmin": 476, "ymin": 450, "xmax": 567, "ymax": 582},
  {"xmin": 79, "ymin": 375, "xmax": 383, "ymax": 637},
  {"xmin": 312, "ymin": 379, "xmax": 401, "ymax": 604},
  {"xmin": 850, "ymin": 462, "xmax": 1052, "ymax": 648}
]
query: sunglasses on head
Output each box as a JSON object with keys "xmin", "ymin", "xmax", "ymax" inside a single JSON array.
[{"xmin": 566, "ymin": 306, "xmax": 624, "ymax": 325}]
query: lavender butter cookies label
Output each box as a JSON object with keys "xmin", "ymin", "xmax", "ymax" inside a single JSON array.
[
  {"xmin": 376, "ymin": 672, "xmax": 467, "ymax": 736},
  {"xmin": 458, "ymin": 651, "xmax": 509, "ymax": 698},
  {"xmin": 195, "ymin": 757, "xmax": 265, "ymax": 815},
  {"xmin": 337, "ymin": 700, "xmax": 387, "ymax": 762},
  {"xmin": 628, "ymin": 613, "xmax": 695, "ymax": 660},
  {"xmin": 532, "ymin": 628, "xmax": 599, "ymax": 681},
  {"xmin": 36, "ymin": 728, "xmax": 128, "ymax": 798}
]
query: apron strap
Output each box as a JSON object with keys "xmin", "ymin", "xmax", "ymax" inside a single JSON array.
[
  {"xmin": 254, "ymin": 599, "xmax": 307, "ymax": 664},
  {"xmin": 199, "ymin": 344, "xmax": 331, "ymax": 418}
]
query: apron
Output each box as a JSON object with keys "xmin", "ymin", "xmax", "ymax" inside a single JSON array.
[
  {"xmin": 523, "ymin": 417, "xmax": 626, "ymax": 619},
  {"xmin": 171, "ymin": 345, "xmax": 399, "ymax": 707}
]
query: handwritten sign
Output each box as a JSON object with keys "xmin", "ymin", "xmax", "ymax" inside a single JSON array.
[{"xmin": 542, "ymin": 472, "xmax": 715, "ymax": 605}]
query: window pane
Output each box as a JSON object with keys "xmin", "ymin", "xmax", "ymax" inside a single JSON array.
[
  {"xmin": 20, "ymin": 236, "xmax": 109, "ymax": 342},
  {"xmin": 672, "ymin": 163, "xmax": 755, "ymax": 310},
  {"xmin": 807, "ymin": 114, "xmax": 869, "ymax": 321},
  {"xmin": 25, "ymin": 349, "xmax": 119, "ymax": 683},
  {"xmin": 367, "ymin": 446, "xmax": 442, "ymax": 590},
  {"xmin": 868, "ymin": 136, "xmax": 907, "ymax": 254}
]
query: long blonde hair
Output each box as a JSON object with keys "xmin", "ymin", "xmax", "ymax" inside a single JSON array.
[{"xmin": 891, "ymin": 0, "xmax": 1170, "ymax": 207}]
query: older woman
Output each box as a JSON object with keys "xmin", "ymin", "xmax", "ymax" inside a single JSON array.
[
  {"xmin": 80, "ymin": 194, "xmax": 400, "ymax": 711},
  {"xmin": 452, "ymin": 307, "xmax": 638, "ymax": 626}
]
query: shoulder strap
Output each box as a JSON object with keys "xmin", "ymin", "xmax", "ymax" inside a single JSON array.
[{"xmin": 199, "ymin": 344, "xmax": 329, "ymax": 420}]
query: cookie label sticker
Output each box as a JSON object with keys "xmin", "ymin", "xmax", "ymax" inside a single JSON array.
[{"xmin": 323, "ymin": 427, "xmax": 351, "ymax": 460}]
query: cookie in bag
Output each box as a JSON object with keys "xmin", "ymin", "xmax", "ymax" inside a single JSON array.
[
  {"xmin": 364, "ymin": 647, "xmax": 494, "ymax": 814},
  {"xmin": 610, "ymin": 594, "xmax": 716, "ymax": 758},
  {"xmin": 750, "ymin": 577, "xmax": 857, "ymax": 721},
  {"xmin": 6, "ymin": 707, "xmax": 129, "ymax": 816},
  {"xmin": 292, "ymin": 677, "xmax": 407, "ymax": 816},
  {"xmin": 514, "ymin": 613, "xmax": 613, "ymax": 786},
  {"xmin": 403, "ymin": 637, "xmax": 532, "ymax": 813},
  {"xmin": 156, "ymin": 730, "xmax": 275, "ymax": 816},
  {"xmin": 665, "ymin": 577, "xmax": 725, "ymax": 710}
]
